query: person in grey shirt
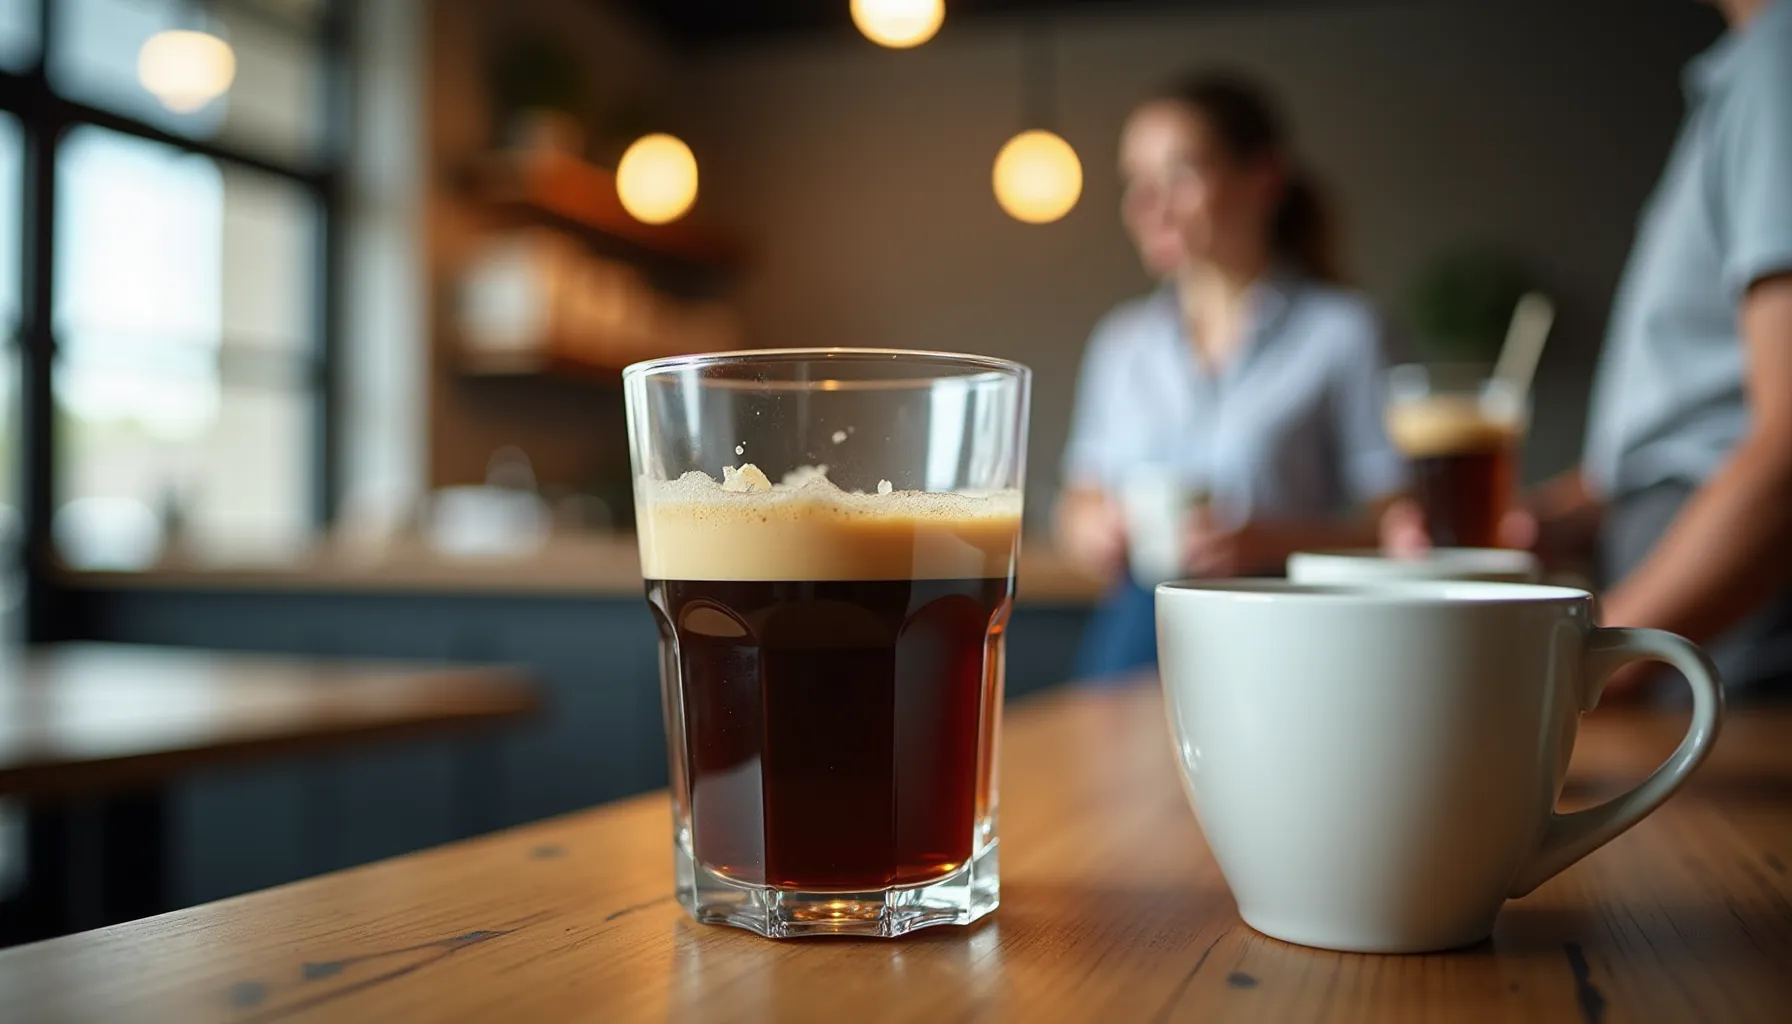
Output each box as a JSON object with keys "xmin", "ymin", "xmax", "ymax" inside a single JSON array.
[
  {"xmin": 1391, "ymin": 0, "xmax": 1792, "ymax": 700},
  {"xmin": 1056, "ymin": 74, "xmax": 1406, "ymax": 677}
]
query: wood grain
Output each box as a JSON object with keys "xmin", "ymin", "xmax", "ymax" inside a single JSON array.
[
  {"xmin": 0, "ymin": 644, "xmax": 539, "ymax": 801},
  {"xmin": 2, "ymin": 683, "xmax": 1789, "ymax": 1023}
]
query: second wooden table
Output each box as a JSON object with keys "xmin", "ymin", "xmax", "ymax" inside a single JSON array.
[{"xmin": 0, "ymin": 643, "xmax": 539, "ymax": 944}]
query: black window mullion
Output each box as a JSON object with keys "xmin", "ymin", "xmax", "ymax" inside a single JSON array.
[
  {"xmin": 0, "ymin": 73, "xmax": 330, "ymax": 195},
  {"xmin": 312, "ymin": 0, "xmax": 351, "ymax": 526},
  {"xmin": 56, "ymin": 94, "xmax": 329, "ymax": 191},
  {"xmin": 19, "ymin": 0, "xmax": 62, "ymax": 641}
]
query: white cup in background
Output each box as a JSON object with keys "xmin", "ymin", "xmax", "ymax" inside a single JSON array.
[
  {"xmin": 1156, "ymin": 579, "xmax": 1722, "ymax": 952},
  {"xmin": 1119, "ymin": 468, "xmax": 1197, "ymax": 586},
  {"xmin": 1287, "ymin": 547, "xmax": 1540, "ymax": 585}
]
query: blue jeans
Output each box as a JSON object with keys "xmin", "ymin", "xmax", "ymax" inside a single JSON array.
[{"xmin": 1073, "ymin": 577, "xmax": 1160, "ymax": 681}]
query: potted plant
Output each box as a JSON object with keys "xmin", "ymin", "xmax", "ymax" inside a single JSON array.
[
  {"xmin": 489, "ymin": 36, "xmax": 589, "ymax": 156},
  {"xmin": 1405, "ymin": 246, "xmax": 1535, "ymax": 366}
]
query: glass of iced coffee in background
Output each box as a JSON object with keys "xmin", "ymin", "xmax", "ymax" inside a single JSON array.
[
  {"xmin": 1386, "ymin": 364, "xmax": 1527, "ymax": 549},
  {"xmin": 624, "ymin": 349, "xmax": 1030, "ymax": 939}
]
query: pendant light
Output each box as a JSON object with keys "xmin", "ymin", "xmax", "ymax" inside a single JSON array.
[
  {"xmin": 993, "ymin": 20, "xmax": 1080, "ymax": 224},
  {"xmin": 139, "ymin": 31, "xmax": 235, "ymax": 113},
  {"xmin": 616, "ymin": 133, "xmax": 699, "ymax": 225},
  {"xmin": 138, "ymin": 4, "xmax": 236, "ymax": 114},
  {"xmin": 852, "ymin": 0, "xmax": 945, "ymax": 49}
]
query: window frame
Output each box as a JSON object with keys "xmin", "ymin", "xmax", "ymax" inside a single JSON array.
[{"xmin": 0, "ymin": 0, "xmax": 349, "ymax": 638}]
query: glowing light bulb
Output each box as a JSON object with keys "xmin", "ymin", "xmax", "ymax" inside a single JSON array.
[
  {"xmin": 992, "ymin": 129, "xmax": 1082, "ymax": 224},
  {"xmin": 616, "ymin": 134, "xmax": 699, "ymax": 225},
  {"xmin": 138, "ymin": 30, "xmax": 236, "ymax": 114},
  {"xmin": 851, "ymin": 0, "xmax": 945, "ymax": 49}
]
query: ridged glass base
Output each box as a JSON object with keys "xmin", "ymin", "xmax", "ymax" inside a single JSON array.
[{"xmin": 674, "ymin": 837, "xmax": 1000, "ymax": 939}]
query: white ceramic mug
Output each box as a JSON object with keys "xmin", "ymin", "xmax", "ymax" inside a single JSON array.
[
  {"xmin": 1156, "ymin": 580, "xmax": 1723, "ymax": 953},
  {"xmin": 1287, "ymin": 547, "xmax": 1540, "ymax": 585},
  {"xmin": 1119, "ymin": 468, "xmax": 1192, "ymax": 585}
]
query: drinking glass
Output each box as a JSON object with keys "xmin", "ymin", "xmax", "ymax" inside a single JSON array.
[
  {"xmin": 1386, "ymin": 364, "xmax": 1528, "ymax": 549},
  {"xmin": 623, "ymin": 348, "xmax": 1030, "ymax": 938}
]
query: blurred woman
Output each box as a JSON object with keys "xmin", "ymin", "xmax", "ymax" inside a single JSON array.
[{"xmin": 1056, "ymin": 72, "xmax": 1405, "ymax": 677}]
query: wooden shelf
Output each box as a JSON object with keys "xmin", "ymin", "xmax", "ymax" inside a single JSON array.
[
  {"xmin": 468, "ymin": 150, "xmax": 741, "ymax": 270},
  {"xmin": 457, "ymin": 348, "xmax": 626, "ymax": 381}
]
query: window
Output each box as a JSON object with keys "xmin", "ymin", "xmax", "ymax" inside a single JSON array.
[
  {"xmin": 0, "ymin": 2, "xmax": 37, "ymax": 73},
  {"xmin": 0, "ymin": 1, "xmax": 342, "ymax": 586},
  {"xmin": 54, "ymin": 127, "xmax": 318, "ymax": 566}
]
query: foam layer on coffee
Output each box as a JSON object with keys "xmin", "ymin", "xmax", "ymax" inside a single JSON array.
[
  {"xmin": 1388, "ymin": 397, "xmax": 1521, "ymax": 459},
  {"xmin": 637, "ymin": 465, "xmax": 1022, "ymax": 581}
]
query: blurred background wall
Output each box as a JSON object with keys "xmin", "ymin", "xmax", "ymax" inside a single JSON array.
[{"xmin": 684, "ymin": 0, "xmax": 1719, "ymax": 518}]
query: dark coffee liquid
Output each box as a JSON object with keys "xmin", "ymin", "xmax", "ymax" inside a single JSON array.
[
  {"xmin": 1411, "ymin": 445, "xmax": 1516, "ymax": 548},
  {"xmin": 647, "ymin": 576, "xmax": 1011, "ymax": 891}
]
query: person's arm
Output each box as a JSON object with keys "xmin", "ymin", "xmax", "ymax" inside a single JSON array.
[
  {"xmin": 1182, "ymin": 502, "xmax": 1396, "ymax": 578},
  {"xmin": 1055, "ymin": 485, "xmax": 1128, "ymax": 581},
  {"xmin": 1492, "ymin": 469, "xmax": 1606, "ymax": 569},
  {"xmin": 1598, "ymin": 36, "xmax": 1792, "ymax": 688},
  {"xmin": 1380, "ymin": 470, "xmax": 1603, "ymax": 568},
  {"xmin": 1600, "ymin": 274, "xmax": 1792, "ymax": 655},
  {"xmin": 1054, "ymin": 314, "xmax": 1132, "ymax": 581}
]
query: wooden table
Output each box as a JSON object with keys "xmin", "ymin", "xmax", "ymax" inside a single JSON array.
[
  {"xmin": 3, "ymin": 681, "xmax": 1789, "ymax": 1023},
  {"xmin": 0, "ymin": 643, "xmax": 539, "ymax": 800},
  {"xmin": 0, "ymin": 643, "xmax": 539, "ymax": 944}
]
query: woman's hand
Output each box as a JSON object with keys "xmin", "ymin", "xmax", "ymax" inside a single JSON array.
[
  {"xmin": 1186, "ymin": 503, "xmax": 1398, "ymax": 578},
  {"xmin": 1378, "ymin": 471, "xmax": 1604, "ymax": 571},
  {"xmin": 1379, "ymin": 499, "xmax": 1435, "ymax": 556},
  {"xmin": 1055, "ymin": 487, "xmax": 1129, "ymax": 581},
  {"xmin": 1182, "ymin": 513, "xmax": 1288, "ymax": 577},
  {"xmin": 1379, "ymin": 498, "xmax": 1555, "ymax": 557}
]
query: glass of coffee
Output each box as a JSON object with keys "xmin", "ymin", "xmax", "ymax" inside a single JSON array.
[
  {"xmin": 623, "ymin": 349, "xmax": 1030, "ymax": 939},
  {"xmin": 1386, "ymin": 364, "xmax": 1527, "ymax": 549}
]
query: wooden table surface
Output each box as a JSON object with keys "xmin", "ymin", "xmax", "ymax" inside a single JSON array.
[
  {"xmin": 3, "ymin": 681, "xmax": 1790, "ymax": 1023},
  {"xmin": 0, "ymin": 643, "xmax": 540, "ymax": 800}
]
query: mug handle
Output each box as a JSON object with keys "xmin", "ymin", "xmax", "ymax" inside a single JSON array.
[{"xmin": 1507, "ymin": 627, "xmax": 1725, "ymax": 897}]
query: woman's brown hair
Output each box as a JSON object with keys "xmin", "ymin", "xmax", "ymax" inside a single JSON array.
[{"xmin": 1152, "ymin": 72, "xmax": 1341, "ymax": 283}]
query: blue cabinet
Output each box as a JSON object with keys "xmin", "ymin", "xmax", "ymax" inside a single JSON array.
[{"xmin": 61, "ymin": 586, "xmax": 1090, "ymax": 906}]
